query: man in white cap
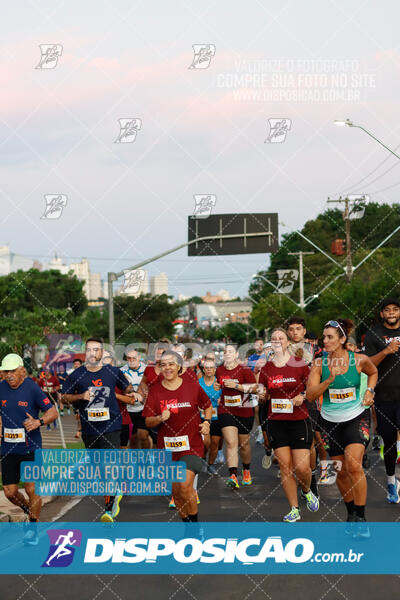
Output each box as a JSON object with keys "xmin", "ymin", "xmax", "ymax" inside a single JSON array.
[{"xmin": 0, "ymin": 353, "xmax": 57, "ymax": 544}]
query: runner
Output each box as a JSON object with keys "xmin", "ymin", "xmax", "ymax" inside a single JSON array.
[
  {"xmin": 0, "ymin": 354, "xmax": 58, "ymax": 544},
  {"xmin": 198, "ymin": 358, "xmax": 222, "ymax": 475},
  {"xmin": 56, "ymin": 365, "xmax": 70, "ymax": 416},
  {"xmin": 363, "ymin": 297, "xmax": 400, "ymax": 502},
  {"xmin": 143, "ymin": 351, "xmax": 212, "ymax": 522},
  {"xmin": 258, "ymin": 328, "xmax": 319, "ymax": 522},
  {"xmin": 61, "ymin": 338, "xmax": 134, "ymax": 523},
  {"xmin": 215, "ymin": 344, "xmax": 257, "ymax": 489},
  {"xmin": 247, "ymin": 339, "xmax": 266, "ymax": 445},
  {"xmin": 38, "ymin": 369, "xmax": 60, "ymax": 429},
  {"xmin": 120, "ymin": 349, "xmax": 148, "ymax": 448},
  {"xmin": 306, "ymin": 319, "xmax": 378, "ymax": 535},
  {"xmin": 102, "ymin": 351, "xmax": 135, "ymax": 450},
  {"xmin": 287, "ymin": 316, "xmax": 323, "ymax": 498}
]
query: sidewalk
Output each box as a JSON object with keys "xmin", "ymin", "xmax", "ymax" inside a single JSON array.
[{"xmin": 0, "ymin": 490, "xmax": 54, "ymax": 522}]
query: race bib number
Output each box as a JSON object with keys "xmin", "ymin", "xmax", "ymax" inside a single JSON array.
[
  {"xmin": 271, "ymin": 398, "xmax": 293, "ymax": 414},
  {"xmin": 164, "ymin": 435, "xmax": 190, "ymax": 452},
  {"xmin": 87, "ymin": 407, "xmax": 110, "ymax": 421},
  {"xmin": 224, "ymin": 395, "xmax": 242, "ymax": 407},
  {"xmin": 329, "ymin": 387, "xmax": 356, "ymax": 404},
  {"xmin": 4, "ymin": 428, "xmax": 26, "ymax": 443}
]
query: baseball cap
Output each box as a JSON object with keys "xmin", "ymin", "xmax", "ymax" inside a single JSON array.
[
  {"xmin": 380, "ymin": 297, "xmax": 400, "ymax": 311},
  {"xmin": 0, "ymin": 354, "xmax": 24, "ymax": 371}
]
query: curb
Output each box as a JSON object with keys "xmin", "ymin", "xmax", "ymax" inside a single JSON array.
[{"xmin": 0, "ymin": 496, "xmax": 55, "ymax": 522}]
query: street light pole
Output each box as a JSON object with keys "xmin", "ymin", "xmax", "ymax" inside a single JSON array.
[
  {"xmin": 334, "ymin": 119, "xmax": 400, "ymax": 160},
  {"xmin": 327, "ymin": 196, "xmax": 353, "ymax": 282},
  {"xmin": 288, "ymin": 251, "xmax": 314, "ymax": 308}
]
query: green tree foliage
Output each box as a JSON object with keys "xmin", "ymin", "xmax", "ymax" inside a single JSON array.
[
  {"xmin": 112, "ymin": 294, "xmax": 181, "ymax": 344},
  {"xmin": 250, "ymin": 203, "xmax": 400, "ymax": 339},
  {"xmin": 0, "ymin": 269, "xmax": 87, "ymax": 316}
]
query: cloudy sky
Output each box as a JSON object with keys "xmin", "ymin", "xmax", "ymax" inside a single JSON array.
[{"xmin": 2, "ymin": 0, "xmax": 400, "ymax": 299}]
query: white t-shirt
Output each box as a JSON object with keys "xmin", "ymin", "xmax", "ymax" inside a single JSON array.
[{"xmin": 119, "ymin": 361, "xmax": 146, "ymax": 413}]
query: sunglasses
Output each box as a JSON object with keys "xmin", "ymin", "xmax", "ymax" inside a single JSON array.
[{"xmin": 325, "ymin": 320, "xmax": 346, "ymax": 337}]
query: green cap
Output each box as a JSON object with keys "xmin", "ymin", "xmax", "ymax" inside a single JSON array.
[{"xmin": 0, "ymin": 354, "xmax": 24, "ymax": 371}]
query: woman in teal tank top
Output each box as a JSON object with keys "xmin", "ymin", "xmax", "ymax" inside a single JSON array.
[{"xmin": 307, "ymin": 319, "xmax": 377, "ymax": 535}]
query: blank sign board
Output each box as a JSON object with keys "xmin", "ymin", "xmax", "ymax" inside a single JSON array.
[{"xmin": 188, "ymin": 213, "xmax": 279, "ymax": 256}]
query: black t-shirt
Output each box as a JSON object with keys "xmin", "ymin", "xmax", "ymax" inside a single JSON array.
[{"xmin": 363, "ymin": 323, "xmax": 400, "ymax": 400}]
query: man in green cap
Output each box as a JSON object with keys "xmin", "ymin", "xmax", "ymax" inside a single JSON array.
[{"xmin": 0, "ymin": 353, "xmax": 57, "ymax": 544}]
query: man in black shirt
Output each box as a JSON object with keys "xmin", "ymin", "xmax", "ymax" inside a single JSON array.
[{"xmin": 364, "ymin": 297, "xmax": 400, "ymax": 503}]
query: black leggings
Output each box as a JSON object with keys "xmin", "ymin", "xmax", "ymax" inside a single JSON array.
[{"xmin": 375, "ymin": 400, "xmax": 400, "ymax": 477}]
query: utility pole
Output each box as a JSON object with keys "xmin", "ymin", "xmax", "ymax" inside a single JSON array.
[
  {"xmin": 327, "ymin": 196, "xmax": 357, "ymax": 282},
  {"xmin": 288, "ymin": 251, "xmax": 314, "ymax": 309}
]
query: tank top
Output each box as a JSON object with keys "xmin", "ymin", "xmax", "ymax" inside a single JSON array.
[{"xmin": 321, "ymin": 351, "xmax": 363, "ymax": 423}]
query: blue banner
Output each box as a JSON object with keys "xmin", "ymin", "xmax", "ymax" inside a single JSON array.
[
  {"xmin": 0, "ymin": 522, "xmax": 398, "ymax": 574},
  {"xmin": 21, "ymin": 450, "xmax": 186, "ymax": 496}
]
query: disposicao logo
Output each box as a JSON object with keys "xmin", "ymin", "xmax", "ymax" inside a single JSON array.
[{"xmin": 42, "ymin": 529, "xmax": 82, "ymax": 567}]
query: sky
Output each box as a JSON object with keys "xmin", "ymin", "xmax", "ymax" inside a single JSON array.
[{"xmin": 1, "ymin": 0, "xmax": 400, "ymax": 300}]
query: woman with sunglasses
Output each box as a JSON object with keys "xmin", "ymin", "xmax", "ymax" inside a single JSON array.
[
  {"xmin": 306, "ymin": 319, "xmax": 378, "ymax": 536},
  {"xmin": 143, "ymin": 351, "xmax": 212, "ymax": 523}
]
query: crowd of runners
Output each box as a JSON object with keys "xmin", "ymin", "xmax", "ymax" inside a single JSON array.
[{"xmin": 1, "ymin": 296, "xmax": 400, "ymax": 542}]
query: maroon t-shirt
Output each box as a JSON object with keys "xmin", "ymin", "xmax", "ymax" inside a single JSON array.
[
  {"xmin": 216, "ymin": 364, "xmax": 256, "ymax": 418},
  {"xmin": 142, "ymin": 378, "xmax": 211, "ymax": 458},
  {"xmin": 143, "ymin": 365, "xmax": 160, "ymax": 386},
  {"xmin": 259, "ymin": 357, "xmax": 310, "ymax": 421}
]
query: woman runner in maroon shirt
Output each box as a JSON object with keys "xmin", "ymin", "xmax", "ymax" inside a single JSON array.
[
  {"xmin": 258, "ymin": 328, "xmax": 319, "ymax": 522},
  {"xmin": 215, "ymin": 344, "xmax": 257, "ymax": 489},
  {"xmin": 143, "ymin": 351, "xmax": 212, "ymax": 523}
]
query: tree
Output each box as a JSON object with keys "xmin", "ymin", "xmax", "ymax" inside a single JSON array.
[
  {"xmin": 112, "ymin": 294, "xmax": 181, "ymax": 344},
  {"xmin": 0, "ymin": 269, "xmax": 87, "ymax": 316}
]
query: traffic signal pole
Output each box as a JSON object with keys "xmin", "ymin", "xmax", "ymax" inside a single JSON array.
[
  {"xmin": 327, "ymin": 196, "xmax": 353, "ymax": 282},
  {"xmin": 107, "ymin": 231, "xmax": 272, "ymax": 347}
]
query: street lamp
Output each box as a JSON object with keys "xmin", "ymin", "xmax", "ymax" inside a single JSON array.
[{"xmin": 334, "ymin": 119, "xmax": 400, "ymax": 161}]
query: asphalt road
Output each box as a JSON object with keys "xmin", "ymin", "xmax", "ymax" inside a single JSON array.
[{"xmin": 1, "ymin": 439, "xmax": 399, "ymax": 599}]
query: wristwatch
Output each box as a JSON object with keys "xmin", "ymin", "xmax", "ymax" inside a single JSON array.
[
  {"xmin": 39, "ymin": 418, "xmax": 45, "ymax": 427},
  {"xmin": 204, "ymin": 419, "xmax": 211, "ymax": 424},
  {"xmin": 366, "ymin": 387, "xmax": 375, "ymax": 394}
]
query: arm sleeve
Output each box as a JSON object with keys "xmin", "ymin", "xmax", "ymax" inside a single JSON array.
[
  {"xmin": 198, "ymin": 386, "xmax": 212, "ymax": 410},
  {"xmin": 61, "ymin": 370, "xmax": 78, "ymax": 394},
  {"xmin": 363, "ymin": 331, "xmax": 379, "ymax": 357},
  {"xmin": 34, "ymin": 384, "xmax": 53, "ymax": 412},
  {"xmin": 114, "ymin": 367, "xmax": 130, "ymax": 391}
]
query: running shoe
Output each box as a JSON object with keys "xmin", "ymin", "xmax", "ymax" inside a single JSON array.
[
  {"xmin": 241, "ymin": 469, "xmax": 252, "ymax": 486},
  {"xmin": 379, "ymin": 444, "xmax": 384, "ymax": 460},
  {"xmin": 168, "ymin": 497, "xmax": 176, "ymax": 509},
  {"xmin": 387, "ymin": 480, "xmax": 400, "ymax": 503},
  {"xmin": 256, "ymin": 430, "xmax": 264, "ymax": 445},
  {"xmin": 216, "ymin": 450, "xmax": 225, "ymax": 464},
  {"xmin": 304, "ymin": 489, "xmax": 319, "ymax": 512},
  {"xmin": 207, "ymin": 464, "xmax": 217, "ymax": 475},
  {"xmin": 100, "ymin": 511, "xmax": 114, "ymax": 523},
  {"xmin": 353, "ymin": 517, "xmax": 370, "ymax": 539},
  {"xmin": 196, "ymin": 492, "xmax": 200, "ymax": 504},
  {"xmin": 397, "ymin": 451, "xmax": 400, "ymax": 464},
  {"xmin": 262, "ymin": 452, "xmax": 272, "ymax": 470},
  {"xmin": 111, "ymin": 495, "xmax": 123, "ymax": 519},
  {"xmin": 226, "ymin": 474, "xmax": 240, "ymax": 489},
  {"xmin": 372, "ymin": 435, "xmax": 380, "ymax": 451},
  {"xmin": 23, "ymin": 529, "xmax": 39, "ymax": 546},
  {"xmin": 283, "ymin": 507, "xmax": 300, "ymax": 522},
  {"xmin": 344, "ymin": 513, "xmax": 356, "ymax": 536}
]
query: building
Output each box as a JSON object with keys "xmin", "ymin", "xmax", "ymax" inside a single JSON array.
[
  {"xmin": 69, "ymin": 258, "xmax": 104, "ymax": 301},
  {"xmin": 150, "ymin": 273, "xmax": 168, "ymax": 296},
  {"xmin": 202, "ymin": 289, "xmax": 231, "ymax": 303},
  {"xmin": 195, "ymin": 301, "xmax": 252, "ymax": 328}
]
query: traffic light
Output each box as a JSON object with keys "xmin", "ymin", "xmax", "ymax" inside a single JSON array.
[{"xmin": 331, "ymin": 238, "xmax": 345, "ymax": 255}]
